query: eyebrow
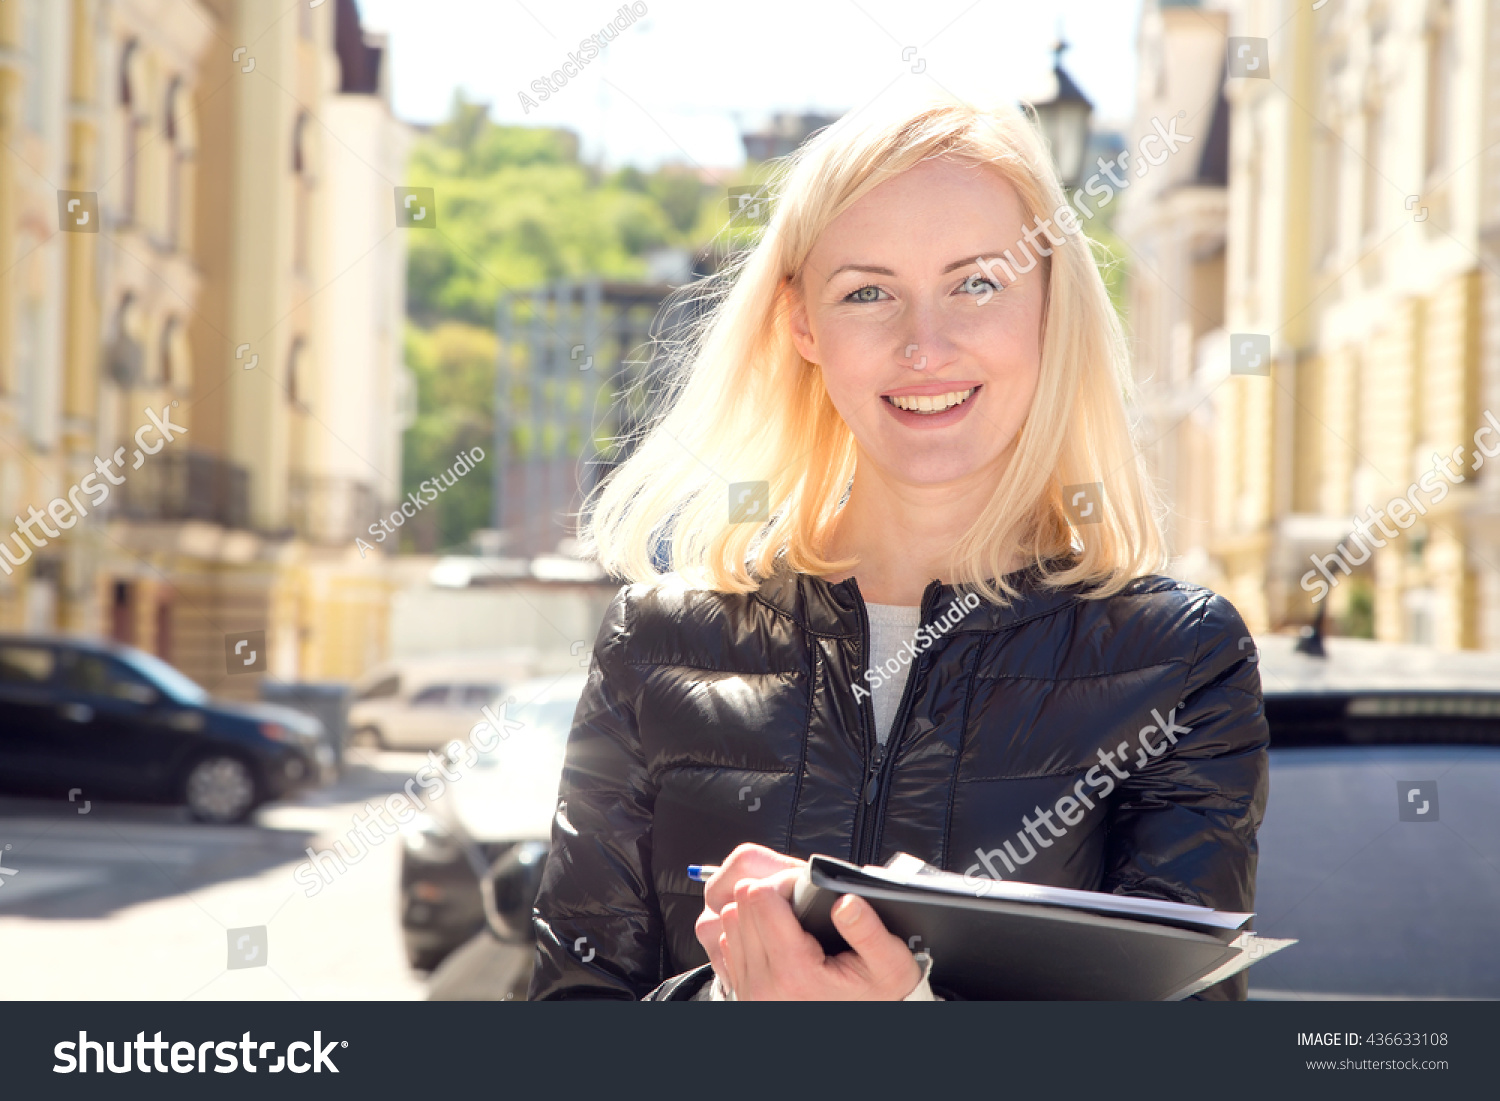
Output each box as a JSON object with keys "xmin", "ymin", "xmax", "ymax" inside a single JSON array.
[{"xmin": 825, "ymin": 253, "xmax": 1012, "ymax": 283}]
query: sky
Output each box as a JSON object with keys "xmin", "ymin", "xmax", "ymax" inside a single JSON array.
[{"xmin": 354, "ymin": 0, "xmax": 1147, "ymax": 170}]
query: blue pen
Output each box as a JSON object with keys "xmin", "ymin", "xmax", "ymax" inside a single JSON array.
[{"xmin": 687, "ymin": 864, "xmax": 721, "ymax": 882}]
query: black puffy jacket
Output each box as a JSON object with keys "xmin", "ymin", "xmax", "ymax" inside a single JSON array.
[{"xmin": 529, "ymin": 558, "xmax": 1270, "ymax": 1000}]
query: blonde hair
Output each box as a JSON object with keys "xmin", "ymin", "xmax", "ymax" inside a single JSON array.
[{"xmin": 577, "ymin": 93, "xmax": 1166, "ymax": 605}]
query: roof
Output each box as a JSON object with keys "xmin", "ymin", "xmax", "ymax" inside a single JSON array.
[
  {"xmin": 1193, "ymin": 62, "xmax": 1230, "ymax": 186},
  {"xmin": 335, "ymin": 0, "xmax": 383, "ymax": 95}
]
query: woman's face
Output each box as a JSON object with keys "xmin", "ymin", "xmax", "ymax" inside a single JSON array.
[{"xmin": 788, "ymin": 157, "xmax": 1046, "ymax": 487}]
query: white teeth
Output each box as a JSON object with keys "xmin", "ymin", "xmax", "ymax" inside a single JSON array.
[{"xmin": 887, "ymin": 388, "xmax": 975, "ymax": 413}]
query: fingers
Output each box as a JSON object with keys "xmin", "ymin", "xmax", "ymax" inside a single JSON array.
[
  {"xmin": 704, "ymin": 844, "xmax": 806, "ymax": 913},
  {"xmin": 828, "ymin": 894, "xmax": 921, "ymax": 998},
  {"xmin": 722, "ymin": 887, "xmax": 920, "ymax": 1000},
  {"xmin": 756, "ymin": 866, "xmax": 804, "ymax": 902},
  {"xmin": 719, "ymin": 902, "xmax": 744, "ymax": 994},
  {"xmin": 731, "ymin": 881, "xmax": 774, "ymax": 996},
  {"xmin": 745, "ymin": 877, "xmax": 824, "ymax": 964},
  {"xmin": 697, "ymin": 849, "xmax": 804, "ymax": 993},
  {"xmin": 694, "ymin": 907, "xmax": 728, "ymax": 986},
  {"xmin": 697, "ymin": 852, "xmax": 804, "ymax": 996},
  {"xmin": 732, "ymin": 878, "xmax": 825, "ymax": 1000}
]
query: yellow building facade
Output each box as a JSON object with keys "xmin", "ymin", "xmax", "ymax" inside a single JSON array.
[
  {"xmin": 0, "ymin": 0, "xmax": 409, "ymax": 698},
  {"xmin": 1127, "ymin": 0, "xmax": 1500, "ymax": 649}
]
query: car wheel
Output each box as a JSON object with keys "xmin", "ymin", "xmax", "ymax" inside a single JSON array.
[
  {"xmin": 348, "ymin": 725, "xmax": 385, "ymax": 749},
  {"xmin": 183, "ymin": 756, "xmax": 258, "ymax": 823}
]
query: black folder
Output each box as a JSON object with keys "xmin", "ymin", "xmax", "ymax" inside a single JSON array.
[{"xmin": 791, "ymin": 854, "xmax": 1290, "ymax": 1001}]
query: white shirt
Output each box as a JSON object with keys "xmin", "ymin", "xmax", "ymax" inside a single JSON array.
[{"xmin": 863, "ymin": 600, "xmax": 923, "ymax": 745}]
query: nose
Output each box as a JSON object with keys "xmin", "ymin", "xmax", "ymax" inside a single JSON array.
[{"xmin": 898, "ymin": 303, "xmax": 958, "ymax": 373}]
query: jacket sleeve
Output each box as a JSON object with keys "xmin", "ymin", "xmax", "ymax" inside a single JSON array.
[
  {"xmin": 528, "ymin": 586, "xmax": 666, "ymax": 1000},
  {"xmin": 1099, "ymin": 590, "xmax": 1271, "ymax": 1001}
]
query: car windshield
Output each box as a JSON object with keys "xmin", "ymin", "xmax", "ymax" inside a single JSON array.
[
  {"xmin": 475, "ymin": 694, "xmax": 579, "ymax": 759},
  {"xmin": 114, "ymin": 648, "xmax": 211, "ymax": 705},
  {"xmin": 354, "ymin": 673, "xmax": 400, "ymax": 701}
]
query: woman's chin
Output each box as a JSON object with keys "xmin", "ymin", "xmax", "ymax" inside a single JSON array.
[{"xmin": 869, "ymin": 448, "xmax": 1001, "ymax": 488}]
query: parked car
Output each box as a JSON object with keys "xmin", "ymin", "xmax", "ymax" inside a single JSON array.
[
  {"xmin": 347, "ymin": 649, "xmax": 548, "ymax": 751},
  {"xmin": 400, "ymin": 672, "xmax": 584, "ymax": 974},
  {"xmin": 0, "ymin": 635, "xmax": 333, "ymax": 823},
  {"xmin": 417, "ymin": 628, "xmax": 1500, "ymax": 1000},
  {"xmin": 1249, "ymin": 629, "xmax": 1500, "ymax": 999}
]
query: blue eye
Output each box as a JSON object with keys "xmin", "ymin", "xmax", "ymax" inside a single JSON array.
[
  {"xmin": 960, "ymin": 272, "xmax": 1002, "ymax": 297},
  {"xmin": 844, "ymin": 285, "xmax": 887, "ymax": 303}
]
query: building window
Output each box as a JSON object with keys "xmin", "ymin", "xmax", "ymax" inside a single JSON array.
[
  {"xmin": 1404, "ymin": 587, "xmax": 1437, "ymax": 646},
  {"xmin": 160, "ymin": 316, "xmax": 193, "ymax": 390},
  {"xmin": 155, "ymin": 597, "xmax": 173, "ymax": 662},
  {"xmin": 287, "ymin": 337, "xmax": 306, "ymax": 410},
  {"xmin": 1424, "ymin": 13, "xmax": 1453, "ymax": 179},
  {"xmin": 1313, "ymin": 122, "xmax": 1338, "ymax": 266},
  {"xmin": 1245, "ymin": 129, "xmax": 1261, "ymax": 287},
  {"xmin": 107, "ymin": 294, "xmax": 145, "ymax": 386},
  {"xmin": 292, "ymin": 112, "xmax": 313, "ymax": 274},
  {"xmin": 111, "ymin": 581, "xmax": 136, "ymax": 645},
  {"xmin": 165, "ymin": 78, "xmax": 182, "ymax": 249},
  {"xmin": 120, "ymin": 40, "xmax": 142, "ymax": 225},
  {"xmin": 16, "ymin": 300, "xmax": 45, "ymax": 448},
  {"xmin": 1362, "ymin": 103, "xmax": 1382, "ymax": 238},
  {"xmin": 22, "ymin": 0, "xmax": 44, "ymax": 134}
]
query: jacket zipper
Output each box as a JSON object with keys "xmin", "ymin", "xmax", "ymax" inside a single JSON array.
[
  {"xmin": 848, "ymin": 576, "xmax": 942, "ymax": 867},
  {"xmin": 848, "ymin": 583, "xmax": 878, "ymax": 863}
]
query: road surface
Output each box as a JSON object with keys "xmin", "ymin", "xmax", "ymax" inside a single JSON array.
[{"xmin": 0, "ymin": 750, "xmax": 440, "ymax": 1000}]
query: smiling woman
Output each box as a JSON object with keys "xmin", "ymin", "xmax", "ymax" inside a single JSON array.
[
  {"xmin": 531, "ymin": 94, "xmax": 1269, "ymax": 1003},
  {"xmin": 581, "ymin": 93, "xmax": 1164, "ymax": 604}
]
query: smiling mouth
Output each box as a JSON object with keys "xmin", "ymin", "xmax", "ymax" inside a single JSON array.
[{"xmin": 881, "ymin": 386, "xmax": 979, "ymax": 414}]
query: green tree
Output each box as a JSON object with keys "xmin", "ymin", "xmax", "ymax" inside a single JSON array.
[
  {"xmin": 400, "ymin": 91, "xmax": 722, "ymax": 549},
  {"xmin": 401, "ymin": 322, "xmax": 496, "ymax": 552}
]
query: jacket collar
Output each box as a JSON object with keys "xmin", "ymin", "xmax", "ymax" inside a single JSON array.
[{"xmin": 752, "ymin": 554, "xmax": 1087, "ymax": 638}]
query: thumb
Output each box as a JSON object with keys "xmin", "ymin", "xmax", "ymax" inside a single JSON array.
[{"xmin": 830, "ymin": 894, "xmax": 909, "ymax": 972}]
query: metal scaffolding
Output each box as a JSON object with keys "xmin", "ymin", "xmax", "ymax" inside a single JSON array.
[{"xmin": 492, "ymin": 279, "xmax": 700, "ymax": 558}]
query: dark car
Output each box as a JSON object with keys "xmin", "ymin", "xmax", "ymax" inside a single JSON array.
[
  {"xmin": 0, "ymin": 636, "xmax": 333, "ymax": 823},
  {"xmin": 1248, "ymin": 630, "xmax": 1500, "ymax": 999}
]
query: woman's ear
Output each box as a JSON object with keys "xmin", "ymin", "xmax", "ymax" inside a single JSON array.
[{"xmin": 782, "ymin": 278, "xmax": 820, "ymax": 366}]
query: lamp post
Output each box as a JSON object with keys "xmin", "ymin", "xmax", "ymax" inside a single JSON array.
[{"xmin": 1029, "ymin": 39, "xmax": 1094, "ymax": 190}]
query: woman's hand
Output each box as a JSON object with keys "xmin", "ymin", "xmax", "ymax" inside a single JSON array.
[
  {"xmin": 695, "ymin": 843, "xmax": 805, "ymax": 991},
  {"xmin": 694, "ymin": 843, "xmax": 922, "ymax": 1000}
]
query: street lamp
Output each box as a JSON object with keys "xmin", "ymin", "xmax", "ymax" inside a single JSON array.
[{"xmin": 1028, "ymin": 39, "xmax": 1094, "ymax": 190}]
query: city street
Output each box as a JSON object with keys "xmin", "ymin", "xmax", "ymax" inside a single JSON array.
[{"xmin": 0, "ymin": 752, "xmax": 449, "ymax": 1001}]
